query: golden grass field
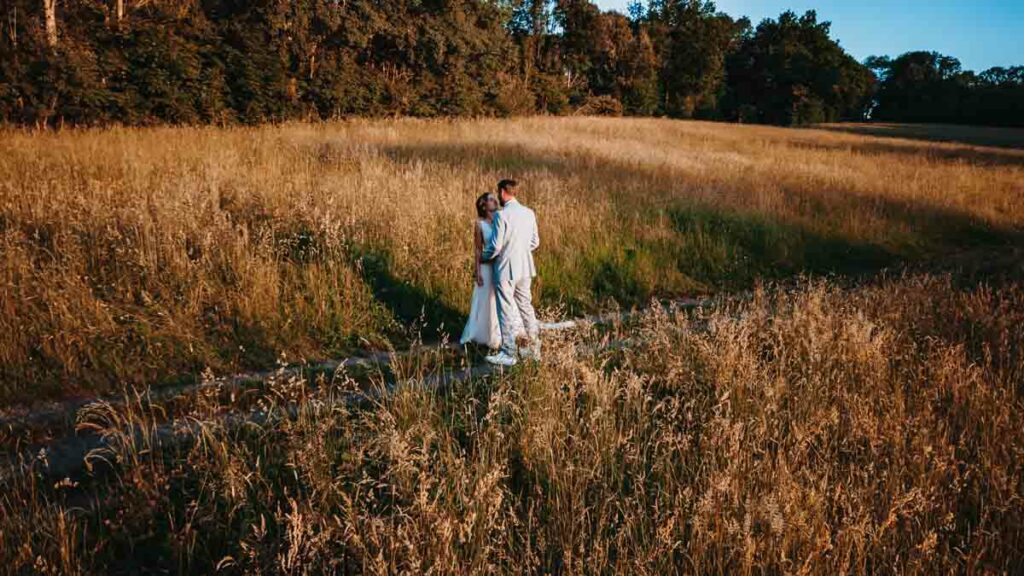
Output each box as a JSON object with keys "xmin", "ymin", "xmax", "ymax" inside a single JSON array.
[
  {"xmin": 1, "ymin": 118, "xmax": 1023, "ymax": 573},
  {"xmin": 1, "ymin": 117, "xmax": 1022, "ymax": 404}
]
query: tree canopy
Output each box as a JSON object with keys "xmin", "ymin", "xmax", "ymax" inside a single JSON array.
[
  {"xmin": 0, "ymin": 0, "xmax": 1016, "ymax": 127},
  {"xmin": 721, "ymin": 11, "xmax": 875, "ymax": 125},
  {"xmin": 868, "ymin": 51, "xmax": 1024, "ymax": 126}
]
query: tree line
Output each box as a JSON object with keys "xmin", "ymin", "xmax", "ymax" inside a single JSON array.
[
  {"xmin": 867, "ymin": 52, "xmax": 1023, "ymax": 127},
  {"xmin": 0, "ymin": 0, "xmax": 1020, "ymax": 127}
]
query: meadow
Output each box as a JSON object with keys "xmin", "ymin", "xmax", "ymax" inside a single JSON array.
[
  {"xmin": 3, "ymin": 276, "xmax": 1023, "ymax": 573},
  {"xmin": 1, "ymin": 117, "xmax": 1022, "ymax": 405},
  {"xmin": 1, "ymin": 118, "xmax": 1023, "ymax": 573}
]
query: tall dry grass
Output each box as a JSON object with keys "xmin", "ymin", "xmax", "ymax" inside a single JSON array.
[
  {"xmin": 1, "ymin": 118, "xmax": 1022, "ymax": 403},
  {"xmin": 2, "ymin": 274, "xmax": 1021, "ymax": 573}
]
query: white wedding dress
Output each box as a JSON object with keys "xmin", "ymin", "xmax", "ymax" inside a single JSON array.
[{"xmin": 460, "ymin": 219, "xmax": 501, "ymax": 350}]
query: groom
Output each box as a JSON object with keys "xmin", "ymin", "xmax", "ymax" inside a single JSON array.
[{"xmin": 481, "ymin": 179, "xmax": 540, "ymax": 367}]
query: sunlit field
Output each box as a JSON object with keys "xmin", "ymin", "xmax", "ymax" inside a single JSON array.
[
  {"xmin": 1, "ymin": 118, "xmax": 1023, "ymax": 573},
  {"xmin": 2, "ymin": 117, "xmax": 1022, "ymax": 404}
]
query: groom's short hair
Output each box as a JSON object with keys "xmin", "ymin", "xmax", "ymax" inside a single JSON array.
[{"xmin": 497, "ymin": 179, "xmax": 518, "ymax": 195}]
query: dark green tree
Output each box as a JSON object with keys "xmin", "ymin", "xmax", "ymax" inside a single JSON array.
[
  {"xmin": 644, "ymin": 0, "xmax": 743, "ymax": 117},
  {"xmin": 1, "ymin": 0, "xmax": 1018, "ymax": 127},
  {"xmin": 722, "ymin": 10, "xmax": 874, "ymax": 125},
  {"xmin": 554, "ymin": 0, "xmax": 659, "ymax": 113},
  {"xmin": 867, "ymin": 51, "xmax": 1022, "ymax": 126}
]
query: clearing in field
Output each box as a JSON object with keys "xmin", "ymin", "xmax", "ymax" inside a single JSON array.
[{"xmin": 1, "ymin": 118, "xmax": 1022, "ymax": 573}]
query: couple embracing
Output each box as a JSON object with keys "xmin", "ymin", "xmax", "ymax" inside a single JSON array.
[{"xmin": 460, "ymin": 179, "xmax": 541, "ymax": 367}]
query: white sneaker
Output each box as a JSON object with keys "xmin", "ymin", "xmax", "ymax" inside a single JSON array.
[{"xmin": 485, "ymin": 351, "xmax": 518, "ymax": 367}]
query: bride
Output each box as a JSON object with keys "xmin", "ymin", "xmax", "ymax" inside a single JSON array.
[{"xmin": 460, "ymin": 192, "xmax": 501, "ymax": 350}]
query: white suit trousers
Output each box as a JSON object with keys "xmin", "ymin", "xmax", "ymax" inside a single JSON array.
[{"xmin": 495, "ymin": 275, "xmax": 539, "ymax": 356}]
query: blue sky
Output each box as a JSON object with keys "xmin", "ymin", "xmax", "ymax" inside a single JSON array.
[{"xmin": 594, "ymin": 0, "xmax": 1024, "ymax": 72}]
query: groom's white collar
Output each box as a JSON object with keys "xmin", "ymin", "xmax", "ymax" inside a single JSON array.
[{"xmin": 503, "ymin": 198, "xmax": 519, "ymax": 207}]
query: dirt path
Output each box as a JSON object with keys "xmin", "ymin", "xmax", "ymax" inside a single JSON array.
[{"xmin": 1, "ymin": 298, "xmax": 712, "ymax": 481}]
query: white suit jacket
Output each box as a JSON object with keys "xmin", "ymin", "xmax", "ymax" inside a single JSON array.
[{"xmin": 481, "ymin": 198, "xmax": 539, "ymax": 282}]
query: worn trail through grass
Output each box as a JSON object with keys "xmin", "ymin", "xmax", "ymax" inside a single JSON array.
[{"xmin": 1, "ymin": 298, "xmax": 711, "ymax": 480}]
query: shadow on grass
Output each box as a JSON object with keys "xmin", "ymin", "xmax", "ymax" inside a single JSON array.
[
  {"xmin": 815, "ymin": 123, "xmax": 1024, "ymax": 150},
  {"xmin": 787, "ymin": 135, "xmax": 1024, "ymax": 168},
  {"xmin": 376, "ymin": 139, "xmax": 1024, "ymax": 297},
  {"xmin": 382, "ymin": 141, "xmax": 573, "ymax": 177},
  {"xmin": 380, "ymin": 139, "xmax": 1022, "ymax": 238},
  {"xmin": 355, "ymin": 245, "xmax": 463, "ymax": 343},
  {"xmin": 571, "ymin": 207, "xmax": 898, "ymax": 308},
  {"xmin": 666, "ymin": 208, "xmax": 897, "ymax": 288}
]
